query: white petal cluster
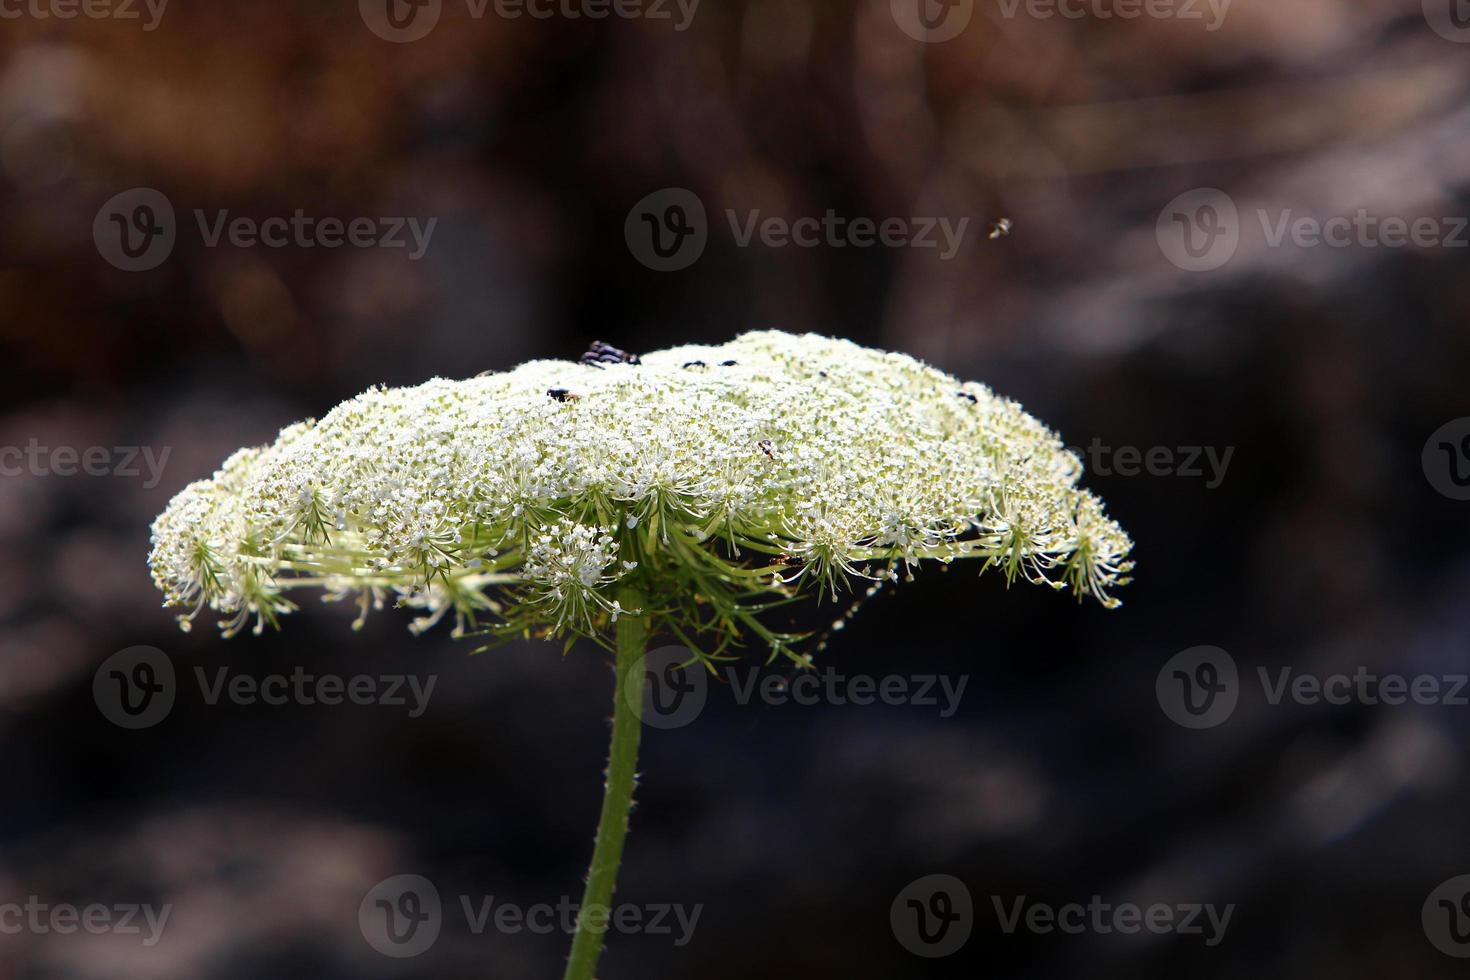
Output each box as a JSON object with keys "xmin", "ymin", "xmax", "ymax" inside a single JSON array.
[
  {"xmin": 523, "ymin": 520, "xmax": 636, "ymax": 633},
  {"xmin": 149, "ymin": 331, "xmax": 1132, "ymax": 646}
]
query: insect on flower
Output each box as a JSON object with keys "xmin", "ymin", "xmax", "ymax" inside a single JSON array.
[{"xmin": 581, "ymin": 341, "xmax": 641, "ymax": 367}]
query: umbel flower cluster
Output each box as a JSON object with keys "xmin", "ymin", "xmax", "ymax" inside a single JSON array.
[{"xmin": 149, "ymin": 331, "xmax": 1133, "ymax": 659}]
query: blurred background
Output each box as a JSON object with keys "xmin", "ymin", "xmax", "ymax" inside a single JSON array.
[{"xmin": 3, "ymin": 0, "xmax": 1470, "ymax": 976}]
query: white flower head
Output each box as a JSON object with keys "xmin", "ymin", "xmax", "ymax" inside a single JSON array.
[{"xmin": 149, "ymin": 331, "xmax": 1133, "ymax": 653}]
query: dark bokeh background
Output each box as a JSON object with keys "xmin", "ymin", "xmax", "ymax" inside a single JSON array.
[{"xmin": 4, "ymin": 1, "xmax": 1470, "ymax": 976}]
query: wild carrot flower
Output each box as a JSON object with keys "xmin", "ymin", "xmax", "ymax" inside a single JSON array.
[
  {"xmin": 149, "ymin": 330, "xmax": 1132, "ymax": 654},
  {"xmin": 147, "ymin": 329, "xmax": 1133, "ymax": 980}
]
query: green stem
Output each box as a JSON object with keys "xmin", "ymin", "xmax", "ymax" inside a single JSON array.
[{"xmin": 563, "ymin": 585, "xmax": 646, "ymax": 980}]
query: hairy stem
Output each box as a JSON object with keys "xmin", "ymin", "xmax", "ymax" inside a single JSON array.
[{"xmin": 563, "ymin": 584, "xmax": 646, "ymax": 980}]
